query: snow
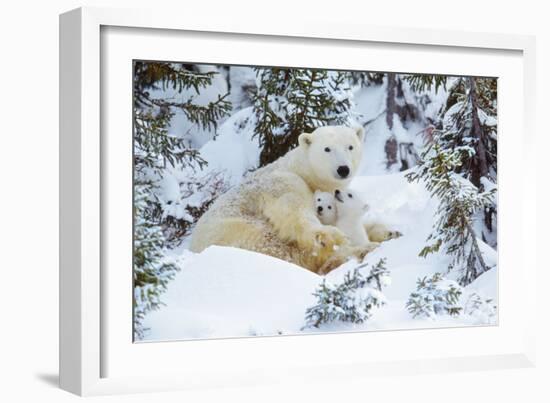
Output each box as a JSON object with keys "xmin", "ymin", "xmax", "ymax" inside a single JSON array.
[
  {"xmin": 478, "ymin": 108, "xmax": 498, "ymax": 127},
  {"xmin": 354, "ymin": 80, "xmax": 427, "ymax": 175},
  {"xmin": 143, "ymin": 246, "xmax": 319, "ymax": 340},
  {"xmin": 197, "ymin": 107, "xmax": 260, "ymax": 186},
  {"xmin": 157, "ymin": 173, "xmax": 194, "ymax": 222},
  {"xmin": 142, "ymin": 171, "xmax": 498, "ymax": 341},
  {"xmin": 148, "ymin": 65, "xmax": 229, "ymax": 149},
  {"xmin": 140, "ymin": 69, "xmax": 497, "ymax": 341},
  {"xmin": 228, "ymin": 66, "xmax": 256, "ymax": 111}
]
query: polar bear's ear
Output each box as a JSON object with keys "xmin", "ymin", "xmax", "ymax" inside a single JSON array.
[
  {"xmin": 354, "ymin": 126, "xmax": 365, "ymax": 142},
  {"xmin": 298, "ymin": 132, "xmax": 313, "ymax": 147}
]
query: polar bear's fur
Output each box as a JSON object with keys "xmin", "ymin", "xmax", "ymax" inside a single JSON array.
[
  {"xmin": 334, "ymin": 188, "xmax": 376, "ymax": 248},
  {"xmin": 314, "ymin": 189, "xmax": 400, "ymax": 245},
  {"xmin": 314, "ymin": 190, "xmax": 337, "ymax": 226},
  {"xmin": 190, "ymin": 126, "xmax": 368, "ymax": 273}
]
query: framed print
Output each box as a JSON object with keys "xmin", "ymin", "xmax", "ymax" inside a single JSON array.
[{"xmin": 59, "ymin": 6, "xmax": 537, "ymax": 396}]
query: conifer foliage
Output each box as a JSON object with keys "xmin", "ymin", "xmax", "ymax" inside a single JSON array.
[
  {"xmin": 304, "ymin": 259, "xmax": 390, "ymax": 328},
  {"xmin": 133, "ymin": 185, "xmax": 178, "ymax": 339},
  {"xmin": 406, "ymin": 273, "xmax": 463, "ymax": 319},
  {"xmin": 129, "ymin": 62, "xmax": 499, "ymax": 338},
  {"xmin": 442, "ymin": 77, "xmax": 498, "ymax": 246},
  {"xmin": 406, "ymin": 75, "xmax": 498, "ymax": 242},
  {"xmin": 463, "ymin": 292, "xmax": 497, "ymax": 324},
  {"xmin": 252, "ymin": 68, "xmax": 356, "ymax": 166},
  {"xmin": 132, "ymin": 61, "xmax": 231, "ymax": 338},
  {"xmin": 407, "ymin": 141, "xmax": 496, "ymax": 285},
  {"xmin": 406, "ymin": 75, "xmax": 497, "ymax": 285}
]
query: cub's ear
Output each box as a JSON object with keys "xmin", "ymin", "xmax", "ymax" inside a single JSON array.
[
  {"xmin": 354, "ymin": 126, "xmax": 365, "ymax": 142},
  {"xmin": 298, "ymin": 132, "xmax": 313, "ymax": 147}
]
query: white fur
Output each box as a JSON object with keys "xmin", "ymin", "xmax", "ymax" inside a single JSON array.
[
  {"xmin": 314, "ymin": 190, "xmax": 337, "ymax": 225},
  {"xmin": 298, "ymin": 126, "xmax": 364, "ymax": 188},
  {"xmin": 190, "ymin": 125, "xmax": 365, "ymax": 273},
  {"xmin": 334, "ymin": 188, "xmax": 372, "ymax": 247}
]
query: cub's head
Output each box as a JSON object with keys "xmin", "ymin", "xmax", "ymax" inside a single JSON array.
[
  {"xmin": 334, "ymin": 188, "xmax": 368, "ymax": 218},
  {"xmin": 313, "ymin": 190, "xmax": 337, "ymax": 225},
  {"xmin": 298, "ymin": 126, "xmax": 364, "ymax": 189}
]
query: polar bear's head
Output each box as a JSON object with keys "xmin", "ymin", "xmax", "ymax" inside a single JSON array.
[
  {"xmin": 334, "ymin": 188, "xmax": 369, "ymax": 219},
  {"xmin": 298, "ymin": 126, "xmax": 364, "ymax": 189},
  {"xmin": 313, "ymin": 190, "xmax": 337, "ymax": 225}
]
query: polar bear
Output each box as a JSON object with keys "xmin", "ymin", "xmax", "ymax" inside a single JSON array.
[
  {"xmin": 315, "ymin": 188, "xmax": 383, "ymax": 275},
  {"xmin": 333, "ymin": 189, "xmax": 377, "ymax": 248},
  {"xmin": 334, "ymin": 188, "xmax": 370, "ymax": 246},
  {"xmin": 190, "ymin": 125, "xmax": 371, "ymax": 273},
  {"xmin": 314, "ymin": 190, "xmax": 337, "ymax": 226},
  {"xmin": 314, "ymin": 189, "xmax": 400, "ymax": 245}
]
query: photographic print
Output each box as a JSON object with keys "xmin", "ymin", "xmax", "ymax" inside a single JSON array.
[{"xmin": 133, "ymin": 61, "xmax": 498, "ymax": 342}]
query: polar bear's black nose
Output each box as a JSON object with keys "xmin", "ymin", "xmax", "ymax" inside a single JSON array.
[
  {"xmin": 317, "ymin": 206, "xmax": 323, "ymax": 212},
  {"xmin": 337, "ymin": 165, "xmax": 350, "ymax": 178}
]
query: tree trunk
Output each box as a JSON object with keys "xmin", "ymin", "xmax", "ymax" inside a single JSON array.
[
  {"xmin": 468, "ymin": 77, "xmax": 489, "ymax": 188},
  {"xmin": 384, "ymin": 74, "xmax": 399, "ymax": 168},
  {"xmin": 462, "ymin": 219, "xmax": 489, "ymax": 285},
  {"xmin": 385, "ymin": 136, "xmax": 398, "ymax": 168},
  {"xmin": 386, "ymin": 73, "xmax": 397, "ymax": 129},
  {"xmin": 468, "ymin": 77, "xmax": 494, "ymax": 234}
]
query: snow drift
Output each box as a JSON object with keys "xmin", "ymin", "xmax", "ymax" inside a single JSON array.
[{"xmin": 142, "ymin": 171, "xmax": 497, "ymax": 341}]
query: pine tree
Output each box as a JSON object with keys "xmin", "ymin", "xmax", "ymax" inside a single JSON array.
[
  {"xmin": 443, "ymin": 77, "xmax": 497, "ymax": 245},
  {"xmin": 133, "ymin": 184, "xmax": 178, "ymax": 339},
  {"xmin": 406, "ymin": 273, "xmax": 463, "ymax": 319},
  {"xmin": 252, "ymin": 67, "xmax": 356, "ymax": 166},
  {"xmin": 405, "ymin": 75, "xmax": 498, "ymax": 246},
  {"xmin": 132, "ymin": 61, "xmax": 231, "ymax": 338},
  {"xmin": 304, "ymin": 259, "xmax": 389, "ymax": 328},
  {"xmin": 405, "ymin": 74, "xmax": 447, "ymax": 93},
  {"xmin": 406, "ymin": 141, "xmax": 496, "ymax": 285},
  {"xmin": 404, "ymin": 73, "xmax": 498, "ymax": 284}
]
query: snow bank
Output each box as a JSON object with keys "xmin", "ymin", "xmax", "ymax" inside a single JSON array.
[
  {"xmin": 142, "ymin": 172, "xmax": 498, "ymax": 341},
  {"xmin": 142, "ymin": 246, "xmax": 320, "ymax": 340}
]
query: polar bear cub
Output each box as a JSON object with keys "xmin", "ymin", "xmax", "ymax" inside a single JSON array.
[
  {"xmin": 313, "ymin": 190, "xmax": 337, "ymax": 226},
  {"xmin": 314, "ymin": 189, "xmax": 376, "ymax": 248},
  {"xmin": 333, "ymin": 188, "xmax": 372, "ymax": 247}
]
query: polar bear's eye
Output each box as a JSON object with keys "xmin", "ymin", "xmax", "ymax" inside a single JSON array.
[
  {"xmin": 317, "ymin": 198, "xmax": 321, "ymax": 202},
  {"xmin": 328, "ymin": 206, "xmax": 332, "ymax": 210},
  {"xmin": 324, "ymin": 147, "xmax": 331, "ymax": 152},
  {"xmin": 348, "ymin": 193, "xmax": 353, "ymax": 198},
  {"xmin": 348, "ymin": 145, "xmax": 354, "ymax": 150}
]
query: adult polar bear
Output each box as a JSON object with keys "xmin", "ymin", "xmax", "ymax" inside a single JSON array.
[{"xmin": 190, "ymin": 125, "xmax": 385, "ymax": 274}]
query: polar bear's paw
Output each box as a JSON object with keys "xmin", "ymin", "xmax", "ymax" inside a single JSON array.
[
  {"xmin": 387, "ymin": 230, "xmax": 402, "ymax": 240},
  {"xmin": 353, "ymin": 242, "xmax": 380, "ymax": 261},
  {"xmin": 365, "ymin": 223, "xmax": 403, "ymax": 243},
  {"xmin": 318, "ymin": 241, "xmax": 380, "ymax": 275},
  {"xmin": 313, "ymin": 226, "xmax": 347, "ymax": 253}
]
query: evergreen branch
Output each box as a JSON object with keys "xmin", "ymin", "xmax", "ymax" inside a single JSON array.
[
  {"xmin": 404, "ymin": 74, "xmax": 448, "ymax": 92},
  {"xmin": 407, "ymin": 141, "xmax": 495, "ymax": 285},
  {"xmin": 148, "ymin": 93, "xmax": 231, "ymax": 133},
  {"xmin": 303, "ymin": 259, "xmax": 389, "ymax": 329}
]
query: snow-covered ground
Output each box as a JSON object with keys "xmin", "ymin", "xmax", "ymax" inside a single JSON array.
[
  {"xmin": 141, "ymin": 71, "xmax": 497, "ymax": 341},
  {"xmin": 142, "ymin": 171, "xmax": 497, "ymax": 341}
]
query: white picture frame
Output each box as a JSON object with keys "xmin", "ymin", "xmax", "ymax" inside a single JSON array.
[{"xmin": 59, "ymin": 6, "xmax": 537, "ymax": 396}]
